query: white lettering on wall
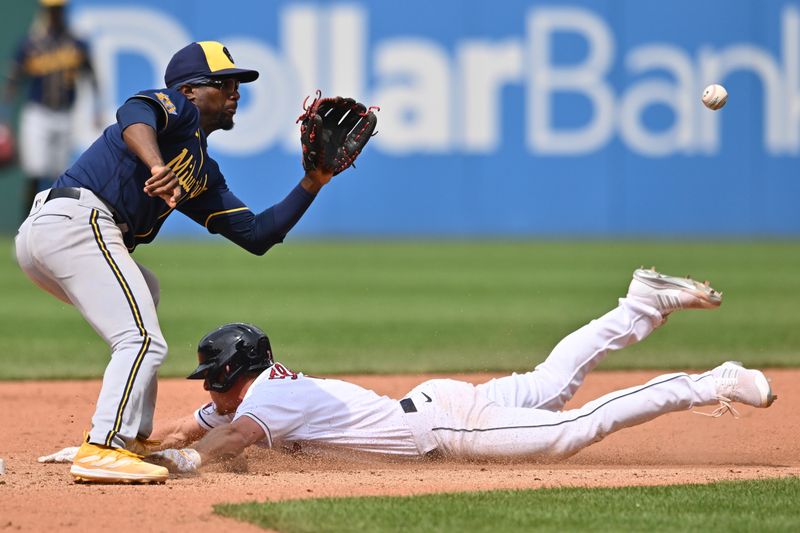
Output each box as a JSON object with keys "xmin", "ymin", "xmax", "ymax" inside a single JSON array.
[
  {"xmin": 527, "ymin": 7, "xmax": 615, "ymax": 154},
  {"xmin": 72, "ymin": 4, "xmax": 800, "ymax": 158},
  {"xmin": 784, "ymin": 6, "xmax": 800, "ymax": 154},
  {"xmin": 208, "ymin": 38, "xmax": 293, "ymax": 154},
  {"xmin": 458, "ymin": 41, "xmax": 523, "ymax": 152},
  {"xmin": 372, "ymin": 40, "xmax": 452, "ymax": 154},
  {"xmin": 620, "ymin": 46, "xmax": 695, "ymax": 156}
]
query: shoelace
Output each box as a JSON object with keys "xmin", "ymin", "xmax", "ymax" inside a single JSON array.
[{"xmin": 693, "ymin": 395, "xmax": 741, "ymax": 418}]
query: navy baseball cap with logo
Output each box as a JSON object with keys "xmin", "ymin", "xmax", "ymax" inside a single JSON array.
[{"xmin": 165, "ymin": 41, "xmax": 259, "ymax": 88}]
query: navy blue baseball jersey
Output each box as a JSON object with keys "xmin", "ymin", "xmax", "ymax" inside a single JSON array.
[
  {"xmin": 55, "ymin": 88, "xmax": 314, "ymax": 252},
  {"xmin": 13, "ymin": 31, "xmax": 92, "ymax": 110}
]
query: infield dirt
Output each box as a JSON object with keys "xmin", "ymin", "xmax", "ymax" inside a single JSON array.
[{"xmin": 1, "ymin": 370, "xmax": 798, "ymax": 531}]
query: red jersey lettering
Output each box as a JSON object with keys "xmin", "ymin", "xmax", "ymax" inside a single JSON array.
[{"xmin": 268, "ymin": 363, "xmax": 298, "ymax": 380}]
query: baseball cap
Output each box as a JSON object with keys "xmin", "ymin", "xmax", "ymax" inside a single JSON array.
[
  {"xmin": 40, "ymin": 0, "xmax": 68, "ymax": 6},
  {"xmin": 165, "ymin": 41, "xmax": 259, "ymax": 88}
]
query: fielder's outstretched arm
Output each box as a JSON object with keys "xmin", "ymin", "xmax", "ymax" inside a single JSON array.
[
  {"xmin": 117, "ymin": 96, "xmax": 336, "ymax": 255},
  {"xmin": 196, "ymin": 178, "xmax": 322, "ymax": 256},
  {"xmin": 181, "ymin": 165, "xmax": 334, "ymax": 256}
]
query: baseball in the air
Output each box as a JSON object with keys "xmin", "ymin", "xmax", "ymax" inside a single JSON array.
[{"xmin": 702, "ymin": 84, "xmax": 728, "ymax": 110}]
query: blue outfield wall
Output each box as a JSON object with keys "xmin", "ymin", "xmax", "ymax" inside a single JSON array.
[{"xmin": 63, "ymin": 0, "xmax": 800, "ymax": 237}]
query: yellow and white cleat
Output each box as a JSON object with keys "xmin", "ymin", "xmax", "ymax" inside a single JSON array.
[{"xmin": 70, "ymin": 441, "xmax": 168, "ymax": 484}]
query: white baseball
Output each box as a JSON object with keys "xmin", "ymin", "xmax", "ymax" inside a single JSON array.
[{"xmin": 702, "ymin": 84, "xmax": 728, "ymax": 110}]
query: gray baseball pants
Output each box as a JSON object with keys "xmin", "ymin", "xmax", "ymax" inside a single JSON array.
[{"xmin": 15, "ymin": 188, "xmax": 167, "ymax": 449}]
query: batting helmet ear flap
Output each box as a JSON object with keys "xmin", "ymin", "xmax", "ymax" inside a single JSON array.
[{"xmin": 256, "ymin": 336, "xmax": 272, "ymax": 363}]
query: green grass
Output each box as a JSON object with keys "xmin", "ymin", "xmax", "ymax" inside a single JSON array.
[
  {"xmin": 215, "ymin": 477, "xmax": 800, "ymax": 532},
  {"xmin": 2, "ymin": 238, "xmax": 799, "ymax": 379}
]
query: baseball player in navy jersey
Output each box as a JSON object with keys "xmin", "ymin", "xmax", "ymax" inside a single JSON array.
[
  {"xmin": 3, "ymin": 0, "xmax": 101, "ymax": 218},
  {"xmin": 15, "ymin": 41, "xmax": 353, "ymax": 484},
  {"xmin": 105, "ymin": 268, "xmax": 773, "ymax": 474}
]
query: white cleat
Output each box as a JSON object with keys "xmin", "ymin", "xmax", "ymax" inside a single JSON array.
[
  {"xmin": 712, "ymin": 361, "xmax": 776, "ymax": 410},
  {"xmin": 627, "ymin": 267, "xmax": 722, "ymax": 316},
  {"xmin": 697, "ymin": 361, "xmax": 777, "ymax": 418}
]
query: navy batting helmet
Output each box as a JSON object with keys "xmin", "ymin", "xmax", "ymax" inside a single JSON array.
[{"xmin": 187, "ymin": 323, "xmax": 273, "ymax": 392}]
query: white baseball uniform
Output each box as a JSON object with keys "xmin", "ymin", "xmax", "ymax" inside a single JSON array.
[{"xmin": 194, "ymin": 297, "xmax": 723, "ymax": 460}]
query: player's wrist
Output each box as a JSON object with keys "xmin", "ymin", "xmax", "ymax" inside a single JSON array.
[{"xmin": 300, "ymin": 174, "xmax": 325, "ymax": 194}]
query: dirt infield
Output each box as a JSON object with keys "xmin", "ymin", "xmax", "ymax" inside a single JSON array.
[{"xmin": 1, "ymin": 370, "xmax": 798, "ymax": 531}]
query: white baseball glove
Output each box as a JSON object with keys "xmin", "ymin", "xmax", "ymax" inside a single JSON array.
[
  {"xmin": 147, "ymin": 448, "xmax": 202, "ymax": 474},
  {"xmin": 37, "ymin": 446, "xmax": 79, "ymax": 463}
]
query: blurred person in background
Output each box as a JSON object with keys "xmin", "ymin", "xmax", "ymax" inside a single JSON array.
[{"xmin": 2, "ymin": 0, "xmax": 100, "ymax": 220}]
